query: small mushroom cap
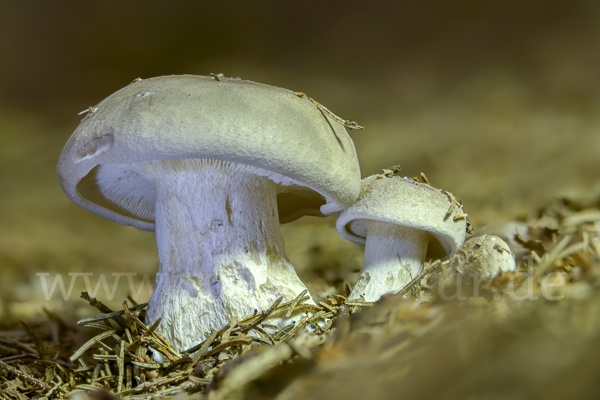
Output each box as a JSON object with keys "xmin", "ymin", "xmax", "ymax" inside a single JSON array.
[
  {"xmin": 58, "ymin": 75, "xmax": 361, "ymax": 230},
  {"xmin": 336, "ymin": 174, "xmax": 467, "ymax": 259},
  {"xmin": 452, "ymin": 234, "xmax": 516, "ymax": 281}
]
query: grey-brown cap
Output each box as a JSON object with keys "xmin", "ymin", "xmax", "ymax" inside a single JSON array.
[
  {"xmin": 336, "ymin": 174, "xmax": 467, "ymax": 259},
  {"xmin": 58, "ymin": 75, "xmax": 361, "ymax": 231}
]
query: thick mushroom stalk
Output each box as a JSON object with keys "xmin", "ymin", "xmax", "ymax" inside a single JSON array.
[
  {"xmin": 57, "ymin": 75, "xmax": 362, "ymax": 355},
  {"xmin": 129, "ymin": 159, "xmax": 311, "ymax": 351},
  {"xmin": 351, "ymin": 220, "xmax": 428, "ymax": 301}
]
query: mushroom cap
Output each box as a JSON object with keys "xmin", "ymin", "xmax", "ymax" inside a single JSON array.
[
  {"xmin": 452, "ymin": 235, "xmax": 516, "ymax": 281},
  {"xmin": 336, "ymin": 174, "xmax": 467, "ymax": 259},
  {"xmin": 57, "ymin": 75, "xmax": 361, "ymax": 231}
]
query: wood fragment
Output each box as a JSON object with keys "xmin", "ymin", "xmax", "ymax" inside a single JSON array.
[
  {"xmin": 222, "ymin": 317, "xmax": 238, "ymax": 342},
  {"xmin": 0, "ymin": 337, "xmax": 37, "ymax": 354},
  {"xmin": 130, "ymin": 361, "xmax": 162, "ymax": 369},
  {"xmin": 189, "ymin": 330, "xmax": 219, "ymax": 366},
  {"xmin": 295, "ymin": 93, "xmax": 364, "ymax": 130},
  {"xmin": 117, "ymin": 342, "xmax": 125, "ymax": 392},
  {"xmin": 0, "ymin": 360, "xmax": 52, "ymax": 391},
  {"xmin": 19, "ymin": 321, "xmax": 58, "ymax": 360},
  {"xmin": 189, "ymin": 375, "xmax": 211, "ymax": 385},
  {"xmin": 252, "ymin": 326, "xmax": 276, "ymax": 345},
  {"xmin": 76, "ymin": 301, "xmax": 147, "ymax": 327},
  {"xmin": 126, "ymin": 364, "xmax": 132, "ymax": 390},
  {"xmin": 531, "ymin": 251, "xmax": 543, "ymax": 264},
  {"xmin": 93, "ymin": 339, "xmax": 114, "ymax": 353},
  {"xmin": 93, "ymin": 354, "xmax": 118, "ymax": 361},
  {"xmin": 91, "ymin": 349, "xmax": 105, "ymax": 382},
  {"xmin": 318, "ymin": 301, "xmax": 337, "ymax": 314},
  {"xmin": 144, "ymin": 317, "xmax": 160, "ymax": 336},
  {"xmin": 453, "ymin": 213, "xmax": 468, "ymax": 221},
  {"xmin": 534, "ymin": 235, "xmax": 573, "ymax": 279},
  {"xmin": 395, "ymin": 260, "xmax": 442, "ymax": 298},
  {"xmin": 164, "ymin": 357, "xmax": 192, "ymax": 374},
  {"xmin": 69, "ymin": 330, "xmax": 117, "ymax": 362},
  {"xmin": 203, "ymin": 338, "xmax": 252, "ymax": 359},
  {"xmin": 273, "ymin": 323, "xmax": 296, "ymax": 341},
  {"xmin": 124, "ymin": 328, "xmax": 133, "ymax": 344},
  {"xmin": 73, "ymin": 365, "xmax": 95, "ymax": 374},
  {"xmin": 444, "ymin": 190, "xmax": 463, "ymax": 219},
  {"xmin": 127, "ymin": 295, "xmax": 139, "ymax": 306},
  {"xmin": 116, "ymin": 370, "xmax": 190, "ymax": 396},
  {"xmin": 344, "ymin": 301, "xmax": 376, "ymax": 308},
  {"xmin": 279, "ymin": 316, "xmax": 311, "ymax": 343},
  {"xmin": 285, "ymin": 290, "xmax": 308, "ymax": 318},
  {"xmin": 123, "ymin": 301, "xmax": 138, "ymax": 337},
  {"xmin": 238, "ymin": 296, "xmax": 283, "ymax": 332}
]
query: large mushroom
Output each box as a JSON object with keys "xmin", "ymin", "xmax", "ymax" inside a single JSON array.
[
  {"xmin": 57, "ymin": 75, "xmax": 361, "ymax": 352},
  {"xmin": 335, "ymin": 174, "xmax": 467, "ymax": 301}
]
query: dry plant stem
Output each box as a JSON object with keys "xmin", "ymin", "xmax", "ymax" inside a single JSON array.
[
  {"xmin": 0, "ymin": 360, "xmax": 51, "ymax": 391},
  {"xmin": 143, "ymin": 160, "xmax": 313, "ymax": 355},
  {"xmin": 395, "ymin": 260, "xmax": 443, "ymax": 298},
  {"xmin": 350, "ymin": 220, "xmax": 427, "ymax": 301}
]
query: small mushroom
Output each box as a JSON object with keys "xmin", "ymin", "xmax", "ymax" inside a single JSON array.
[
  {"xmin": 335, "ymin": 174, "xmax": 467, "ymax": 301},
  {"xmin": 451, "ymin": 234, "xmax": 516, "ymax": 283},
  {"xmin": 57, "ymin": 75, "xmax": 361, "ymax": 352}
]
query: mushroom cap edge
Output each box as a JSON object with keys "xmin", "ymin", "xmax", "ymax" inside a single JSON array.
[
  {"xmin": 336, "ymin": 174, "xmax": 467, "ymax": 259},
  {"xmin": 57, "ymin": 75, "xmax": 362, "ymax": 230}
]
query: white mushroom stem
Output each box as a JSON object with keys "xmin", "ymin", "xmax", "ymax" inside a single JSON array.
[
  {"xmin": 139, "ymin": 160, "xmax": 312, "ymax": 353},
  {"xmin": 349, "ymin": 220, "xmax": 428, "ymax": 301}
]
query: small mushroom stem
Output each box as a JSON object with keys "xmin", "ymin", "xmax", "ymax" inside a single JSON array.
[
  {"xmin": 349, "ymin": 220, "xmax": 428, "ymax": 301},
  {"xmin": 142, "ymin": 160, "xmax": 312, "ymax": 352}
]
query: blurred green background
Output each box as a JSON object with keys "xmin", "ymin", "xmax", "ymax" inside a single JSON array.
[{"xmin": 1, "ymin": 0, "xmax": 600, "ymax": 317}]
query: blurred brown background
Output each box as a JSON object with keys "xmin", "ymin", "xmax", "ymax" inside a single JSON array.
[{"xmin": 1, "ymin": 0, "xmax": 600, "ymax": 316}]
